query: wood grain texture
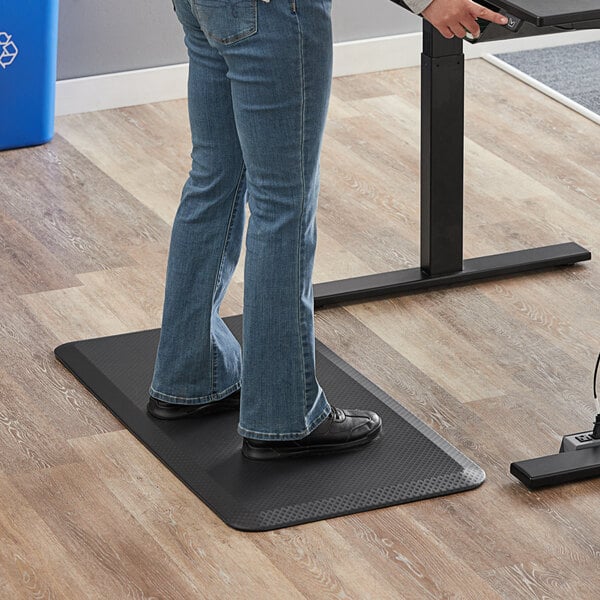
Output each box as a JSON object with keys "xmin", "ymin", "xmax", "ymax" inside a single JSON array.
[{"xmin": 0, "ymin": 57, "xmax": 598, "ymax": 598}]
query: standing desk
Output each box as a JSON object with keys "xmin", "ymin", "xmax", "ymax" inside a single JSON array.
[{"xmin": 313, "ymin": 0, "xmax": 599, "ymax": 308}]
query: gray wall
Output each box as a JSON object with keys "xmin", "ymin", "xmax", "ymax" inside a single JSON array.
[{"xmin": 57, "ymin": 0, "xmax": 423, "ymax": 80}]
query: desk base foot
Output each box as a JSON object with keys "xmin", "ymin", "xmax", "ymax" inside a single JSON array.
[{"xmin": 314, "ymin": 242, "xmax": 591, "ymax": 308}]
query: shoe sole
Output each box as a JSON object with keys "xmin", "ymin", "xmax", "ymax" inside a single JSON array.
[
  {"xmin": 147, "ymin": 397, "xmax": 240, "ymax": 420},
  {"xmin": 242, "ymin": 422, "xmax": 382, "ymax": 460}
]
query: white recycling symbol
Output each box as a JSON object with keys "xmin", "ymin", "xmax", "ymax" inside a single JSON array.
[{"xmin": 0, "ymin": 32, "xmax": 19, "ymax": 69}]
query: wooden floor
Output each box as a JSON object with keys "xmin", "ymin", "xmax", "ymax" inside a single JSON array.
[{"xmin": 1, "ymin": 58, "xmax": 599, "ymax": 598}]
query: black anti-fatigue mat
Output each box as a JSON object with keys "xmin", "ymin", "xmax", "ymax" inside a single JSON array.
[{"xmin": 54, "ymin": 314, "xmax": 485, "ymax": 531}]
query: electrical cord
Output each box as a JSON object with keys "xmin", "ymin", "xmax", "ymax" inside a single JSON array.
[{"xmin": 592, "ymin": 352, "xmax": 600, "ymax": 439}]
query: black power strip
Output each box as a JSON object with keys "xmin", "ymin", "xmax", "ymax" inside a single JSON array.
[
  {"xmin": 511, "ymin": 447, "xmax": 600, "ymax": 489},
  {"xmin": 511, "ymin": 353, "xmax": 600, "ymax": 489}
]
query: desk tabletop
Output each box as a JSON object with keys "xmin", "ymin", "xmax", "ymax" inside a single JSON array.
[
  {"xmin": 491, "ymin": 0, "xmax": 600, "ymax": 26},
  {"xmin": 390, "ymin": 0, "xmax": 600, "ymax": 26}
]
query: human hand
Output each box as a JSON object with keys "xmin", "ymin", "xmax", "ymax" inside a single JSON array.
[{"xmin": 421, "ymin": 0, "xmax": 509, "ymax": 39}]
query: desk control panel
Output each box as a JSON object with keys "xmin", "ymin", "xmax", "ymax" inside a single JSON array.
[{"xmin": 498, "ymin": 8, "xmax": 524, "ymax": 31}]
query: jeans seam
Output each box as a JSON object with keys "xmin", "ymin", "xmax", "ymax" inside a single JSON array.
[
  {"xmin": 295, "ymin": 7, "xmax": 309, "ymax": 419},
  {"xmin": 188, "ymin": 0, "xmax": 200, "ymax": 22},
  {"xmin": 215, "ymin": 162, "xmax": 246, "ymax": 292},
  {"xmin": 210, "ymin": 161, "xmax": 246, "ymax": 394}
]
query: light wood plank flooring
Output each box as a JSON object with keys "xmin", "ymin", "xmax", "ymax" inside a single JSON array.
[{"xmin": 1, "ymin": 58, "xmax": 599, "ymax": 599}]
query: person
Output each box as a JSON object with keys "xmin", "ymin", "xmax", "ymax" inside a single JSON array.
[{"xmin": 146, "ymin": 0, "xmax": 509, "ymax": 460}]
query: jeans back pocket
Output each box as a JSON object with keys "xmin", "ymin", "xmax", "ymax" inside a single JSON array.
[{"xmin": 193, "ymin": 0, "xmax": 258, "ymax": 45}]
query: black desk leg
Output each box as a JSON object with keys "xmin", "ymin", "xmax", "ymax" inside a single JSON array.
[
  {"xmin": 421, "ymin": 21, "xmax": 464, "ymax": 276},
  {"xmin": 313, "ymin": 22, "xmax": 591, "ymax": 309}
]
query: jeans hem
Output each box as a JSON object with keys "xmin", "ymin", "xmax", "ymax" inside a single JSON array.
[
  {"xmin": 237, "ymin": 402, "xmax": 331, "ymax": 440},
  {"xmin": 149, "ymin": 381, "xmax": 241, "ymax": 405}
]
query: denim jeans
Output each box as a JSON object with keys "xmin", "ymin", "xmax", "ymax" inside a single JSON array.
[{"xmin": 149, "ymin": 0, "xmax": 333, "ymax": 440}]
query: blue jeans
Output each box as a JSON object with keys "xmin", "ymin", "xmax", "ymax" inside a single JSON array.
[{"xmin": 149, "ymin": 0, "xmax": 333, "ymax": 440}]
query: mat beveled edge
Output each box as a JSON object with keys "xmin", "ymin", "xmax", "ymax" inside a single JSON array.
[
  {"xmin": 54, "ymin": 339, "xmax": 258, "ymax": 529},
  {"xmin": 311, "ymin": 336, "xmax": 487, "ymax": 484},
  {"xmin": 251, "ymin": 465, "xmax": 486, "ymax": 531}
]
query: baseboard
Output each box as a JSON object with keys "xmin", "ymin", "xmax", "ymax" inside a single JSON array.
[
  {"xmin": 56, "ymin": 63, "xmax": 189, "ymax": 116},
  {"xmin": 56, "ymin": 29, "xmax": 600, "ymax": 116}
]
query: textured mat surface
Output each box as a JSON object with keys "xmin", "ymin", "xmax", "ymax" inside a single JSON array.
[
  {"xmin": 54, "ymin": 314, "xmax": 485, "ymax": 531},
  {"xmin": 494, "ymin": 41, "xmax": 600, "ymax": 116}
]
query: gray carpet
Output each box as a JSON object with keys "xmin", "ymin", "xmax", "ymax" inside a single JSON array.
[{"xmin": 494, "ymin": 41, "xmax": 600, "ymax": 116}]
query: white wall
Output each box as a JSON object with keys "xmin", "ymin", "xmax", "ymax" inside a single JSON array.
[
  {"xmin": 55, "ymin": 0, "xmax": 600, "ymax": 115},
  {"xmin": 57, "ymin": 0, "xmax": 424, "ymax": 80}
]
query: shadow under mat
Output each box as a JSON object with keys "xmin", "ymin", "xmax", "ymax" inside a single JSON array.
[{"xmin": 55, "ymin": 314, "xmax": 485, "ymax": 531}]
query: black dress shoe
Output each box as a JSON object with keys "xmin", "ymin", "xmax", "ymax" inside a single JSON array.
[
  {"xmin": 241, "ymin": 406, "xmax": 382, "ymax": 460},
  {"xmin": 147, "ymin": 390, "xmax": 240, "ymax": 420}
]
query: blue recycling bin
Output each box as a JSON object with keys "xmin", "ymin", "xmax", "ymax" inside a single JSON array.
[{"xmin": 0, "ymin": 0, "xmax": 59, "ymax": 150}]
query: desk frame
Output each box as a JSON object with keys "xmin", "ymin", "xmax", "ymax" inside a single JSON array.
[{"xmin": 313, "ymin": 22, "xmax": 591, "ymax": 308}]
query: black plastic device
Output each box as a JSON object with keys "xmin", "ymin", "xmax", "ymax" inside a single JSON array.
[
  {"xmin": 511, "ymin": 354, "xmax": 600, "ymax": 489},
  {"xmin": 510, "ymin": 447, "xmax": 600, "ymax": 489}
]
